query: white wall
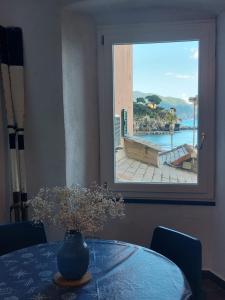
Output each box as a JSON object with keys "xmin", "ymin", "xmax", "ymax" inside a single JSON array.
[
  {"xmin": 0, "ymin": 0, "xmax": 66, "ymax": 223},
  {"xmin": 62, "ymin": 10, "xmax": 99, "ymax": 186}
]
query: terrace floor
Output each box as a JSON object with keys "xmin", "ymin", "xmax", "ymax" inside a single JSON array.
[{"xmin": 116, "ymin": 151, "xmax": 197, "ymax": 184}]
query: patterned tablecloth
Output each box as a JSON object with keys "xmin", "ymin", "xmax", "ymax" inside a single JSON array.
[{"xmin": 0, "ymin": 239, "xmax": 192, "ymax": 300}]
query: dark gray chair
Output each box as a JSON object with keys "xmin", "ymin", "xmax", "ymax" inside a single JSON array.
[
  {"xmin": 0, "ymin": 221, "xmax": 47, "ymax": 256},
  {"xmin": 151, "ymin": 226, "xmax": 202, "ymax": 300}
]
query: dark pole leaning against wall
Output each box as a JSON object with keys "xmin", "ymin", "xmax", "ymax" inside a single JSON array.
[{"xmin": 0, "ymin": 26, "xmax": 28, "ymax": 222}]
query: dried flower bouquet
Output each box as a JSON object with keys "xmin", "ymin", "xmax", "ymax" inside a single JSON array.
[{"xmin": 28, "ymin": 184, "xmax": 125, "ymax": 233}]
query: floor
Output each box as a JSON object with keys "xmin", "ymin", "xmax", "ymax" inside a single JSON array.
[
  {"xmin": 203, "ymin": 278, "xmax": 225, "ymax": 300},
  {"xmin": 116, "ymin": 152, "xmax": 197, "ymax": 184}
]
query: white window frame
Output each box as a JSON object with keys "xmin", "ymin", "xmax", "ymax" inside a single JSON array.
[{"xmin": 98, "ymin": 20, "xmax": 215, "ymax": 203}]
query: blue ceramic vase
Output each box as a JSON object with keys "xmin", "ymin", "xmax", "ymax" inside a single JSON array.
[{"xmin": 57, "ymin": 231, "xmax": 89, "ymax": 280}]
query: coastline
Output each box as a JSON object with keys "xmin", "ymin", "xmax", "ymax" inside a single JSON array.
[{"xmin": 134, "ymin": 126, "xmax": 198, "ymax": 135}]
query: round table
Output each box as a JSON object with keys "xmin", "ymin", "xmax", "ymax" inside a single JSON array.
[{"xmin": 0, "ymin": 240, "xmax": 191, "ymax": 300}]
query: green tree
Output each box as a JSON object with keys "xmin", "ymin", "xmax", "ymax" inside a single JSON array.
[
  {"xmin": 136, "ymin": 97, "xmax": 146, "ymax": 104},
  {"xmin": 165, "ymin": 111, "xmax": 178, "ymax": 127},
  {"xmin": 134, "ymin": 103, "xmax": 150, "ymax": 117},
  {"xmin": 145, "ymin": 95, "xmax": 162, "ymax": 105}
]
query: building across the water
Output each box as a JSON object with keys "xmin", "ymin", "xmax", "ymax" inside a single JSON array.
[{"xmin": 114, "ymin": 45, "xmax": 133, "ymax": 147}]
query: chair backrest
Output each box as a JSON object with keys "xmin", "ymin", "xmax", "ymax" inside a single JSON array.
[
  {"xmin": 0, "ymin": 221, "xmax": 47, "ymax": 256},
  {"xmin": 151, "ymin": 226, "xmax": 202, "ymax": 300}
]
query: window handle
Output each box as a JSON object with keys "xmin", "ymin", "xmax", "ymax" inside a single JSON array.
[{"xmin": 198, "ymin": 132, "xmax": 206, "ymax": 150}]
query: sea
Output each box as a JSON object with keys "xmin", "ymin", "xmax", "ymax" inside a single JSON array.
[
  {"xmin": 181, "ymin": 119, "xmax": 198, "ymax": 127},
  {"xmin": 135, "ymin": 119, "xmax": 198, "ymax": 151}
]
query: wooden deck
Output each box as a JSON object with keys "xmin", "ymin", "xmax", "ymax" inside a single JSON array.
[{"xmin": 116, "ymin": 151, "xmax": 197, "ymax": 184}]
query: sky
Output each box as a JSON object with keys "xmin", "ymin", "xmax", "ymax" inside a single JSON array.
[{"xmin": 132, "ymin": 41, "xmax": 199, "ymax": 101}]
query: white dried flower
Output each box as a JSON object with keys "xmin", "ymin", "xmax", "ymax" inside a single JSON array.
[{"xmin": 28, "ymin": 184, "xmax": 125, "ymax": 234}]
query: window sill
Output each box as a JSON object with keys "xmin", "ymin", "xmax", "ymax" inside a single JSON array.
[{"xmin": 124, "ymin": 198, "xmax": 216, "ymax": 206}]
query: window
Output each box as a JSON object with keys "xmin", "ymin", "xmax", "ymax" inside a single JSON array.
[{"xmin": 98, "ymin": 20, "xmax": 215, "ymax": 203}]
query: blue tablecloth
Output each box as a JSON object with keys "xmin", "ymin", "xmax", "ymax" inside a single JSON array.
[{"xmin": 0, "ymin": 239, "xmax": 191, "ymax": 300}]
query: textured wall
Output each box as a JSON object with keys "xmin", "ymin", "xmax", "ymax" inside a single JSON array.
[{"xmin": 62, "ymin": 10, "xmax": 99, "ymax": 186}]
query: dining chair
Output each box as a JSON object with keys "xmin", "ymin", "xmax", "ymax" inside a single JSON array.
[
  {"xmin": 150, "ymin": 226, "xmax": 202, "ymax": 300},
  {"xmin": 0, "ymin": 221, "xmax": 47, "ymax": 256}
]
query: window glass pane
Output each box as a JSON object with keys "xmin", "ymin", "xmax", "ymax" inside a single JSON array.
[{"xmin": 113, "ymin": 41, "xmax": 199, "ymax": 184}]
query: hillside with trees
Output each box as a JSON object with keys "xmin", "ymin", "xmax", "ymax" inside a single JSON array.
[
  {"xmin": 134, "ymin": 94, "xmax": 180, "ymax": 133},
  {"xmin": 133, "ymin": 91, "xmax": 194, "ymax": 120}
]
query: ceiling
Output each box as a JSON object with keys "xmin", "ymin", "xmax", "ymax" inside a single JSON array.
[{"xmin": 63, "ymin": 0, "xmax": 225, "ymax": 16}]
